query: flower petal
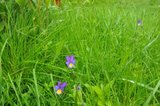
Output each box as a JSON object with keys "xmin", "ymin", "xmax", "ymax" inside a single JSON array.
[
  {"xmin": 70, "ymin": 55, "xmax": 74, "ymax": 60},
  {"xmin": 72, "ymin": 59, "xmax": 76, "ymax": 64},
  {"xmin": 58, "ymin": 81, "xmax": 61, "ymax": 86},
  {"xmin": 68, "ymin": 63, "xmax": 74, "ymax": 68},
  {"xmin": 60, "ymin": 82, "xmax": 67, "ymax": 90},
  {"xmin": 66, "ymin": 61, "xmax": 70, "ymax": 66},
  {"xmin": 66, "ymin": 56, "xmax": 70, "ymax": 61},
  {"xmin": 55, "ymin": 85, "xmax": 59, "ymax": 90}
]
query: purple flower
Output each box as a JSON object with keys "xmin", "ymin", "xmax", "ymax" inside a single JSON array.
[
  {"xmin": 55, "ymin": 81, "xmax": 67, "ymax": 94},
  {"xmin": 66, "ymin": 55, "xmax": 76, "ymax": 68},
  {"xmin": 137, "ymin": 20, "xmax": 142, "ymax": 26}
]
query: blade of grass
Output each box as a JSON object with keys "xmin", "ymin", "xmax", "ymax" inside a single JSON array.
[
  {"xmin": 143, "ymin": 35, "xmax": 160, "ymax": 50},
  {"xmin": 122, "ymin": 78, "xmax": 160, "ymax": 93},
  {"xmin": 8, "ymin": 73, "xmax": 22, "ymax": 106},
  {"xmin": 33, "ymin": 62, "xmax": 40, "ymax": 106},
  {"xmin": 0, "ymin": 39, "xmax": 8, "ymax": 91},
  {"xmin": 144, "ymin": 80, "xmax": 160, "ymax": 105}
]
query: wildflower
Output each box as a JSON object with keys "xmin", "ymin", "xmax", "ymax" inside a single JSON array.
[
  {"xmin": 55, "ymin": 81, "xmax": 67, "ymax": 94},
  {"xmin": 137, "ymin": 20, "xmax": 142, "ymax": 26},
  {"xmin": 66, "ymin": 55, "xmax": 76, "ymax": 68}
]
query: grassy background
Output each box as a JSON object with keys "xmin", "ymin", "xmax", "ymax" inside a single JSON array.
[{"xmin": 0, "ymin": 0, "xmax": 160, "ymax": 105}]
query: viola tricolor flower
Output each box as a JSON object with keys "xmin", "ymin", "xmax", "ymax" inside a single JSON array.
[
  {"xmin": 55, "ymin": 81, "xmax": 67, "ymax": 94},
  {"xmin": 66, "ymin": 55, "xmax": 76, "ymax": 68},
  {"xmin": 137, "ymin": 20, "xmax": 142, "ymax": 26}
]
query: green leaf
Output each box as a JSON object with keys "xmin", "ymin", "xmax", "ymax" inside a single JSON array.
[
  {"xmin": 45, "ymin": 0, "xmax": 51, "ymax": 8},
  {"xmin": 0, "ymin": 2, "xmax": 6, "ymax": 12},
  {"xmin": 92, "ymin": 85, "xmax": 105, "ymax": 103},
  {"xmin": 51, "ymin": 40, "xmax": 64, "ymax": 64},
  {"xmin": 92, "ymin": 86, "xmax": 103, "ymax": 97},
  {"xmin": 98, "ymin": 100, "xmax": 104, "ymax": 106},
  {"xmin": 105, "ymin": 101, "xmax": 112, "ymax": 106},
  {"xmin": 77, "ymin": 90, "xmax": 83, "ymax": 103},
  {"xmin": 0, "ymin": 22, "xmax": 4, "ymax": 32},
  {"xmin": 15, "ymin": 0, "xmax": 27, "ymax": 6}
]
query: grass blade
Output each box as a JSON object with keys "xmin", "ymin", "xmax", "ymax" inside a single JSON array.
[
  {"xmin": 33, "ymin": 62, "xmax": 40, "ymax": 106},
  {"xmin": 8, "ymin": 73, "xmax": 22, "ymax": 106},
  {"xmin": 144, "ymin": 80, "xmax": 160, "ymax": 105},
  {"xmin": 0, "ymin": 39, "xmax": 8, "ymax": 92}
]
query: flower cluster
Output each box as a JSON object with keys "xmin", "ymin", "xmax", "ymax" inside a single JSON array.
[
  {"xmin": 54, "ymin": 55, "xmax": 77, "ymax": 94},
  {"xmin": 55, "ymin": 81, "xmax": 67, "ymax": 94},
  {"xmin": 66, "ymin": 55, "xmax": 76, "ymax": 68}
]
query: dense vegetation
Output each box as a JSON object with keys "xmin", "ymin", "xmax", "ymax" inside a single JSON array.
[{"xmin": 0, "ymin": 0, "xmax": 160, "ymax": 105}]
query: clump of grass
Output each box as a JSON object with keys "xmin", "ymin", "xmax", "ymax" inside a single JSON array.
[{"xmin": 0, "ymin": 0, "xmax": 160, "ymax": 105}]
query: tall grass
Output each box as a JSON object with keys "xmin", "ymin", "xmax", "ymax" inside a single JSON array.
[{"xmin": 0, "ymin": 0, "xmax": 160, "ymax": 105}]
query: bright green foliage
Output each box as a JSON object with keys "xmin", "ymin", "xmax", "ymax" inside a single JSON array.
[
  {"xmin": 45, "ymin": 0, "xmax": 51, "ymax": 8},
  {"xmin": 84, "ymin": 80, "xmax": 114, "ymax": 106},
  {"xmin": 0, "ymin": 0, "xmax": 160, "ymax": 105},
  {"xmin": 0, "ymin": 2, "xmax": 7, "ymax": 32},
  {"xmin": 70, "ymin": 85, "xmax": 84, "ymax": 105},
  {"xmin": 15, "ymin": 0, "xmax": 27, "ymax": 6}
]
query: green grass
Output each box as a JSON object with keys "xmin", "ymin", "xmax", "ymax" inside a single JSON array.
[{"xmin": 0, "ymin": 0, "xmax": 160, "ymax": 105}]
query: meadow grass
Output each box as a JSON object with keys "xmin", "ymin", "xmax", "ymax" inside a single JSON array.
[{"xmin": 0, "ymin": 0, "xmax": 160, "ymax": 105}]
